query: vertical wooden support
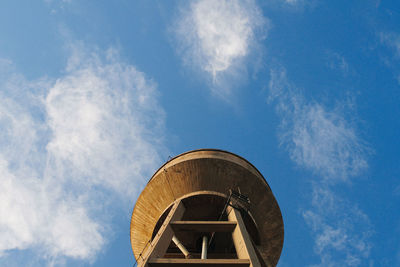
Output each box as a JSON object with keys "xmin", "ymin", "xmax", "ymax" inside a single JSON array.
[
  {"xmin": 227, "ymin": 206, "xmax": 261, "ymax": 267},
  {"xmin": 137, "ymin": 200, "xmax": 185, "ymax": 267}
]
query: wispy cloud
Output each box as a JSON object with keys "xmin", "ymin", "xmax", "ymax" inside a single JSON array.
[
  {"xmin": 303, "ymin": 185, "xmax": 372, "ymax": 266},
  {"xmin": 326, "ymin": 51, "xmax": 350, "ymax": 76},
  {"xmin": 173, "ymin": 0, "xmax": 268, "ymax": 98},
  {"xmin": 268, "ymin": 67, "xmax": 372, "ymax": 266},
  {"xmin": 0, "ymin": 46, "xmax": 166, "ymax": 264},
  {"xmin": 380, "ymin": 32, "xmax": 400, "ymax": 58},
  {"xmin": 0, "ymin": 81, "xmax": 102, "ymax": 261},
  {"xmin": 275, "ymin": 0, "xmax": 316, "ymax": 9},
  {"xmin": 44, "ymin": 0, "xmax": 73, "ymax": 14},
  {"xmin": 269, "ymin": 68, "xmax": 369, "ymax": 182},
  {"xmin": 284, "ymin": 0, "xmax": 302, "ymax": 4},
  {"xmin": 379, "ymin": 31, "xmax": 400, "ymax": 84},
  {"xmin": 46, "ymin": 46, "xmax": 165, "ymax": 197}
]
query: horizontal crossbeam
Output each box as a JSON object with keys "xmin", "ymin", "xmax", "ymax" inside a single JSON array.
[
  {"xmin": 148, "ymin": 258, "xmax": 250, "ymax": 267},
  {"xmin": 170, "ymin": 221, "xmax": 237, "ymax": 232},
  {"xmin": 164, "ymin": 253, "xmax": 237, "ymax": 259}
]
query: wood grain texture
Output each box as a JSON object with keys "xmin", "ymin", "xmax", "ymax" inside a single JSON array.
[
  {"xmin": 130, "ymin": 149, "xmax": 284, "ymax": 266},
  {"xmin": 170, "ymin": 221, "xmax": 237, "ymax": 233},
  {"xmin": 148, "ymin": 258, "xmax": 250, "ymax": 266}
]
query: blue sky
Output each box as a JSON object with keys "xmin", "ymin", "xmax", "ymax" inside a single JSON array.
[{"xmin": 0, "ymin": 0, "xmax": 399, "ymax": 266}]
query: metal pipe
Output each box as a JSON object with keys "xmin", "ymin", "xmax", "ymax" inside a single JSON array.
[
  {"xmin": 201, "ymin": 235, "xmax": 208, "ymax": 259},
  {"xmin": 172, "ymin": 235, "xmax": 191, "ymax": 258}
]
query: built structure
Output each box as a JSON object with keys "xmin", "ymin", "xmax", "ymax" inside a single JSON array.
[{"xmin": 130, "ymin": 149, "xmax": 284, "ymax": 266}]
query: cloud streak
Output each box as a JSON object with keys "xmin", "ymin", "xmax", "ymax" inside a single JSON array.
[
  {"xmin": 269, "ymin": 68, "xmax": 369, "ymax": 182},
  {"xmin": 268, "ymin": 67, "xmax": 371, "ymax": 266},
  {"xmin": 46, "ymin": 47, "xmax": 165, "ymax": 197},
  {"xmin": 326, "ymin": 51, "xmax": 350, "ymax": 76},
  {"xmin": 0, "ymin": 88, "xmax": 102, "ymax": 260},
  {"xmin": 380, "ymin": 32, "xmax": 400, "ymax": 58},
  {"xmin": 0, "ymin": 47, "xmax": 166, "ymax": 264},
  {"xmin": 379, "ymin": 31, "xmax": 400, "ymax": 84},
  {"xmin": 303, "ymin": 185, "xmax": 372, "ymax": 266},
  {"xmin": 174, "ymin": 0, "xmax": 267, "ymax": 98}
]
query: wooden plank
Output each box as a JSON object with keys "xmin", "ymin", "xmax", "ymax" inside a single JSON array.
[
  {"xmin": 137, "ymin": 200, "xmax": 186, "ymax": 267},
  {"xmin": 131, "ymin": 150, "xmax": 284, "ymax": 267},
  {"xmin": 148, "ymin": 258, "xmax": 250, "ymax": 267},
  {"xmin": 227, "ymin": 207, "xmax": 261, "ymax": 267},
  {"xmin": 163, "ymin": 253, "xmax": 237, "ymax": 259},
  {"xmin": 170, "ymin": 221, "xmax": 237, "ymax": 232}
]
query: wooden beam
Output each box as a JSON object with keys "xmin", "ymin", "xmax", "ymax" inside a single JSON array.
[
  {"xmin": 148, "ymin": 258, "xmax": 250, "ymax": 267},
  {"xmin": 170, "ymin": 221, "xmax": 237, "ymax": 232},
  {"xmin": 227, "ymin": 206, "xmax": 261, "ymax": 267},
  {"xmin": 163, "ymin": 253, "xmax": 237, "ymax": 259},
  {"xmin": 137, "ymin": 200, "xmax": 186, "ymax": 267}
]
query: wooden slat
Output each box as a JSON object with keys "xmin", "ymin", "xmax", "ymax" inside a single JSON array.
[
  {"xmin": 138, "ymin": 201, "xmax": 186, "ymax": 267},
  {"xmin": 170, "ymin": 221, "xmax": 237, "ymax": 232},
  {"xmin": 164, "ymin": 253, "xmax": 237, "ymax": 259},
  {"xmin": 228, "ymin": 207, "xmax": 261, "ymax": 267},
  {"xmin": 148, "ymin": 258, "xmax": 250, "ymax": 267},
  {"xmin": 131, "ymin": 150, "xmax": 285, "ymax": 267}
]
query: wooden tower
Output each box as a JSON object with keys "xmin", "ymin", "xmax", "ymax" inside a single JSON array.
[{"xmin": 130, "ymin": 149, "xmax": 284, "ymax": 267}]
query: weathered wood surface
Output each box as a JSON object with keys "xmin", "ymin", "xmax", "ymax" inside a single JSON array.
[
  {"xmin": 170, "ymin": 221, "xmax": 237, "ymax": 233},
  {"xmin": 228, "ymin": 206, "xmax": 261, "ymax": 267},
  {"xmin": 137, "ymin": 201, "xmax": 185, "ymax": 266},
  {"xmin": 148, "ymin": 258, "xmax": 250, "ymax": 266},
  {"xmin": 131, "ymin": 149, "xmax": 284, "ymax": 266}
]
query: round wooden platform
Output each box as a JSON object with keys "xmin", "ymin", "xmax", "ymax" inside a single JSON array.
[{"xmin": 130, "ymin": 149, "xmax": 284, "ymax": 266}]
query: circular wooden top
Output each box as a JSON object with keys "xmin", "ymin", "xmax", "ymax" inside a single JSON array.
[{"xmin": 130, "ymin": 149, "xmax": 284, "ymax": 266}]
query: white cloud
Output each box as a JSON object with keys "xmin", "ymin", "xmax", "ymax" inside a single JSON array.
[
  {"xmin": 0, "ymin": 160, "xmax": 104, "ymax": 259},
  {"xmin": 0, "ymin": 47, "xmax": 166, "ymax": 265},
  {"xmin": 45, "ymin": 48, "xmax": 165, "ymax": 197},
  {"xmin": 0, "ymin": 92, "xmax": 103, "ymax": 260},
  {"xmin": 379, "ymin": 32, "xmax": 400, "ymax": 85},
  {"xmin": 268, "ymin": 67, "xmax": 372, "ymax": 266},
  {"xmin": 269, "ymin": 68, "xmax": 369, "ymax": 182},
  {"xmin": 303, "ymin": 185, "xmax": 372, "ymax": 267},
  {"xmin": 277, "ymin": 0, "xmax": 316, "ymax": 9},
  {"xmin": 284, "ymin": 0, "xmax": 300, "ymax": 4},
  {"xmin": 380, "ymin": 32, "xmax": 400, "ymax": 58},
  {"xmin": 289, "ymin": 103, "xmax": 368, "ymax": 181},
  {"xmin": 174, "ymin": 0, "xmax": 268, "ymax": 98},
  {"xmin": 326, "ymin": 51, "xmax": 350, "ymax": 76}
]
